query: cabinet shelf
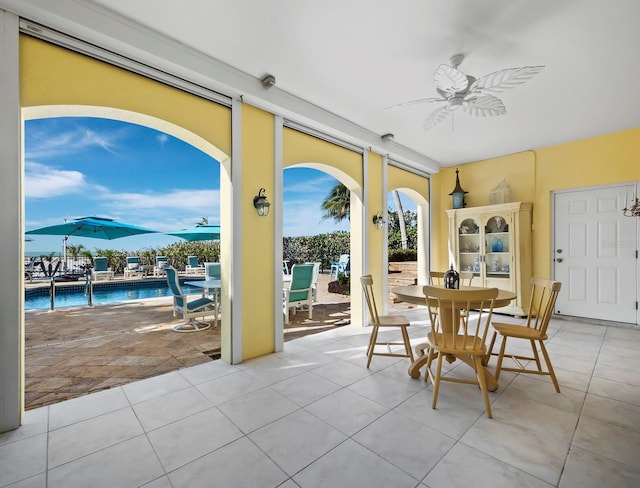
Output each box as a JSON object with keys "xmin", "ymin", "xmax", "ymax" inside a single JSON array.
[{"xmin": 447, "ymin": 202, "xmax": 533, "ymax": 317}]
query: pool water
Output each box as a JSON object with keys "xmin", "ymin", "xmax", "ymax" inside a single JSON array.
[{"xmin": 25, "ymin": 282, "xmax": 202, "ymax": 311}]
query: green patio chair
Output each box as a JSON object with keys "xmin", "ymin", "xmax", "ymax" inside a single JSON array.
[
  {"xmin": 91, "ymin": 256, "xmax": 114, "ymax": 281},
  {"xmin": 283, "ymin": 263, "xmax": 314, "ymax": 324},
  {"xmin": 185, "ymin": 255, "xmax": 205, "ymax": 275},
  {"xmin": 165, "ymin": 266, "xmax": 216, "ymax": 332}
]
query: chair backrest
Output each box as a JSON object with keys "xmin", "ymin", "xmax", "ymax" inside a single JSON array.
[
  {"xmin": 305, "ymin": 262, "xmax": 321, "ymax": 285},
  {"xmin": 165, "ymin": 266, "xmax": 185, "ymax": 308},
  {"xmin": 338, "ymin": 254, "xmax": 350, "ymax": 273},
  {"xmin": 423, "ymin": 286, "xmax": 498, "ymax": 350},
  {"xmin": 287, "ymin": 264, "xmax": 314, "ymax": 302},
  {"xmin": 156, "ymin": 256, "xmax": 168, "ymax": 268},
  {"xmin": 126, "ymin": 256, "xmax": 140, "ymax": 269},
  {"xmin": 205, "ymin": 262, "xmax": 221, "ymax": 280},
  {"xmin": 93, "ymin": 256, "xmax": 108, "ymax": 272},
  {"xmin": 187, "ymin": 256, "xmax": 199, "ymax": 268},
  {"xmin": 459, "ymin": 271, "xmax": 474, "ymax": 286},
  {"xmin": 429, "ymin": 271, "xmax": 445, "ymax": 285},
  {"xmin": 360, "ymin": 274, "xmax": 380, "ymax": 326},
  {"xmin": 524, "ymin": 277, "xmax": 562, "ymax": 335}
]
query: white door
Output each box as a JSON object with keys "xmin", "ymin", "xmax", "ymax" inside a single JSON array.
[{"xmin": 553, "ymin": 185, "xmax": 638, "ymax": 323}]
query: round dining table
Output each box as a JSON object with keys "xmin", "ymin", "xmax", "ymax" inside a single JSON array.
[{"xmin": 391, "ymin": 284, "xmax": 517, "ymax": 390}]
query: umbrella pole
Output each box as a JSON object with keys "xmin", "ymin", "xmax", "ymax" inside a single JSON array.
[{"xmin": 63, "ymin": 236, "xmax": 68, "ymax": 272}]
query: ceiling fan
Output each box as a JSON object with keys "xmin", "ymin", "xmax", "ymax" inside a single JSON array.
[{"xmin": 387, "ymin": 54, "xmax": 544, "ymax": 130}]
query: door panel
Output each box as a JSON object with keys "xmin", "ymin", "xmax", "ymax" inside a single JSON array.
[{"xmin": 554, "ymin": 185, "xmax": 637, "ymax": 323}]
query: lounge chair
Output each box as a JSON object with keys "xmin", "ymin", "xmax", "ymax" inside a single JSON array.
[
  {"xmin": 305, "ymin": 261, "xmax": 321, "ymax": 301},
  {"xmin": 123, "ymin": 256, "xmax": 144, "ymax": 279},
  {"xmin": 283, "ymin": 263, "xmax": 314, "ymax": 324},
  {"xmin": 91, "ymin": 256, "xmax": 114, "ymax": 281},
  {"xmin": 330, "ymin": 254, "xmax": 350, "ymax": 279},
  {"xmin": 165, "ymin": 266, "xmax": 216, "ymax": 332},
  {"xmin": 153, "ymin": 256, "xmax": 168, "ymax": 277},
  {"xmin": 185, "ymin": 255, "xmax": 205, "ymax": 275}
]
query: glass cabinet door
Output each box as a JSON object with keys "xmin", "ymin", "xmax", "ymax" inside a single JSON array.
[
  {"xmin": 457, "ymin": 217, "xmax": 481, "ymax": 278},
  {"xmin": 484, "ymin": 214, "xmax": 511, "ymax": 279}
]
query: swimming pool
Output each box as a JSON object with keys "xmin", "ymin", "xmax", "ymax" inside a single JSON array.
[{"xmin": 25, "ymin": 278, "xmax": 204, "ymax": 311}]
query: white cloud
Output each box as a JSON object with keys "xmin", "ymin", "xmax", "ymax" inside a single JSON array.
[
  {"xmin": 24, "ymin": 161, "xmax": 88, "ymax": 198},
  {"xmin": 26, "ymin": 125, "xmax": 121, "ymax": 160},
  {"xmin": 156, "ymin": 133, "xmax": 169, "ymax": 145}
]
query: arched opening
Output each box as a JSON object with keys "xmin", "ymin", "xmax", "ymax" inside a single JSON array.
[{"xmin": 22, "ymin": 110, "xmax": 228, "ymax": 409}]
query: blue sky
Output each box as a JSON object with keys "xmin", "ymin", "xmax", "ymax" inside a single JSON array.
[{"xmin": 24, "ymin": 117, "xmax": 414, "ymax": 254}]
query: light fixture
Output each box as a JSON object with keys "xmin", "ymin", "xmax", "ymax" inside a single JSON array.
[
  {"xmin": 622, "ymin": 192, "xmax": 640, "ymax": 217},
  {"xmin": 381, "ymin": 133, "xmax": 394, "ymax": 142},
  {"xmin": 372, "ymin": 211, "xmax": 386, "ymax": 230},
  {"xmin": 261, "ymin": 74, "xmax": 276, "ymax": 88},
  {"xmin": 253, "ymin": 188, "xmax": 271, "ymax": 217},
  {"xmin": 449, "ymin": 168, "xmax": 468, "ymax": 209}
]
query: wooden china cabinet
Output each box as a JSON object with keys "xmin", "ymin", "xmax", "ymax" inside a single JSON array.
[{"xmin": 446, "ymin": 202, "xmax": 533, "ymax": 316}]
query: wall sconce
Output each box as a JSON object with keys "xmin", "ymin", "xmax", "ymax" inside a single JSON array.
[
  {"xmin": 372, "ymin": 211, "xmax": 386, "ymax": 230},
  {"xmin": 253, "ymin": 188, "xmax": 271, "ymax": 217},
  {"xmin": 449, "ymin": 168, "xmax": 468, "ymax": 209}
]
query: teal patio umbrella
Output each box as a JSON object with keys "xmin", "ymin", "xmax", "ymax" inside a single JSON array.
[
  {"xmin": 167, "ymin": 224, "xmax": 221, "ymax": 241},
  {"xmin": 26, "ymin": 216, "xmax": 158, "ymax": 271}
]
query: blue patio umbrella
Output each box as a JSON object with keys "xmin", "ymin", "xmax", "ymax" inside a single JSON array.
[
  {"xmin": 26, "ymin": 216, "xmax": 158, "ymax": 270},
  {"xmin": 167, "ymin": 224, "xmax": 221, "ymax": 241}
]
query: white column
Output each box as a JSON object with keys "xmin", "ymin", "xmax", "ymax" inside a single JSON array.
[{"xmin": 0, "ymin": 9, "xmax": 22, "ymax": 432}]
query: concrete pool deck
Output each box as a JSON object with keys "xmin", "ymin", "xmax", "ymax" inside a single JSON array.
[{"xmin": 24, "ymin": 272, "xmax": 421, "ymax": 410}]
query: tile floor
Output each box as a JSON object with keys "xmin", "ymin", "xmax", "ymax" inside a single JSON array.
[{"xmin": 2, "ymin": 310, "xmax": 640, "ymax": 487}]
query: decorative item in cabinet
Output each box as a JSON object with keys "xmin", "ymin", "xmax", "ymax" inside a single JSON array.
[{"xmin": 446, "ymin": 202, "xmax": 533, "ymax": 316}]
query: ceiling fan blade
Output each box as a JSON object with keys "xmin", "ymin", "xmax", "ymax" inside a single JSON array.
[
  {"xmin": 383, "ymin": 97, "xmax": 445, "ymax": 110},
  {"xmin": 470, "ymin": 66, "xmax": 544, "ymax": 95},
  {"xmin": 434, "ymin": 64, "xmax": 470, "ymax": 95},
  {"xmin": 463, "ymin": 95, "xmax": 507, "ymax": 117},
  {"xmin": 424, "ymin": 106, "xmax": 452, "ymax": 130}
]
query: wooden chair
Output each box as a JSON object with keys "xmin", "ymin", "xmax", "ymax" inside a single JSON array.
[
  {"xmin": 459, "ymin": 271, "xmax": 474, "ymax": 286},
  {"xmin": 429, "ymin": 271, "xmax": 445, "ymax": 285},
  {"xmin": 361, "ymin": 275, "xmax": 414, "ymax": 368},
  {"xmin": 423, "ymin": 286, "xmax": 498, "ymax": 418},
  {"xmin": 487, "ymin": 277, "xmax": 562, "ymax": 392}
]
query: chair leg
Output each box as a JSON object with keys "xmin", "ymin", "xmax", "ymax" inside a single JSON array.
[
  {"xmin": 485, "ymin": 331, "xmax": 498, "ymax": 366},
  {"xmin": 529, "ymin": 339, "xmax": 542, "ymax": 372},
  {"xmin": 366, "ymin": 325, "xmax": 379, "ymax": 368},
  {"xmin": 400, "ymin": 326, "xmax": 414, "ymax": 362},
  {"xmin": 475, "ymin": 355, "xmax": 492, "ymax": 418},
  {"xmin": 431, "ymin": 353, "xmax": 444, "ymax": 409},
  {"xmin": 494, "ymin": 335, "xmax": 508, "ymax": 382},
  {"xmin": 539, "ymin": 340, "xmax": 561, "ymax": 393},
  {"xmin": 424, "ymin": 347, "xmax": 435, "ymax": 382}
]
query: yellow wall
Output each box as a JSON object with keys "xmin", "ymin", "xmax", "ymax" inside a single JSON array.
[
  {"xmin": 241, "ymin": 104, "xmax": 275, "ymax": 358},
  {"xmin": 388, "ymin": 165, "xmax": 430, "ymax": 202},
  {"xmin": 432, "ymin": 128, "xmax": 640, "ymax": 279},
  {"xmin": 20, "ymin": 36, "xmax": 231, "ymax": 156}
]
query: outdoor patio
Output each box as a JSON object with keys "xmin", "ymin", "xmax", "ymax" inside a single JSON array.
[{"xmin": 24, "ymin": 273, "xmax": 417, "ymax": 410}]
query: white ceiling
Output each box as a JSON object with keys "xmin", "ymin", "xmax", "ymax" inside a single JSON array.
[{"xmin": 5, "ymin": 0, "xmax": 640, "ymax": 170}]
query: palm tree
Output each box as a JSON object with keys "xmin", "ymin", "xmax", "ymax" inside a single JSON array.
[
  {"xmin": 391, "ymin": 190, "xmax": 408, "ymax": 249},
  {"xmin": 320, "ymin": 183, "xmax": 350, "ymax": 222}
]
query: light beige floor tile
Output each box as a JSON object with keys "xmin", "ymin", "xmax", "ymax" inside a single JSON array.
[
  {"xmin": 353, "ymin": 410, "xmax": 455, "ymax": 480},
  {"xmin": 305, "ymin": 388, "xmax": 388, "ymax": 436},
  {"xmin": 270, "ymin": 370, "xmax": 341, "ymax": 406},
  {"xmin": 581, "ymin": 393, "xmax": 640, "ymax": 430},
  {"xmin": 249, "ymin": 409, "xmax": 346, "ymax": 476},
  {"xmin": 0, "ymin": 434, "xmax": 47, "ymax": 487},
  {"xmin": 462, "ymin": 417, "xmax": 569, "ymax": 485},
  {"xmin": 47, "ymin": 407, "xmax": 142, "ymax": 468},
  {"xmin": 588, "ymin": 376, "xmax": 640, "ymax": 406},
  {"xmin": 47, "ymin": 435, "xmax": 164, "ymax": 488},
  {"xmin": 194, "ymin": 369, "xmax": 268, "ymax": 405},
  {"xmin": 293, "ymin": 439, "xmax": 418, "ymax": 488},
  {"xmin": 48, "ymin": 387, "xmax": 129, "ymax": 430},
  {"xmin": 573, "ymin": 415, "xmax": 640, "ymax": 469},
  {"xmin": 133, "ymin": 386, "xmax": 212, "ymax": 431},
  {"xmin": 559, "ymin": 446, "xmax": 640, "ymax": 488},
  {"xmin": 147, "ymin": 406, "xmax": 243, "ymax": 472},
  {"xmin": 168, "ymin": 437, "xmax": 287, "ymax": 488},
  {"xmin": 217, "ymin": 387, "xmax": 299, "ymax": 434},
  {"xmin": 425, "ymin": 442, "xmax": 553, "ymax": 488}
]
